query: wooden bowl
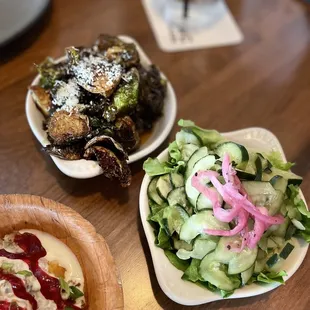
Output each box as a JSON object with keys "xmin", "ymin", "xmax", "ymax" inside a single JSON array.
[{"xmin": 0, "ymin": 194, "xmax": 124, "ymax": 310}]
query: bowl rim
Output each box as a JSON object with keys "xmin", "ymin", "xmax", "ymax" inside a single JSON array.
[
  {"xmin": 139, "ymin": 126, "xmax": 309, "ymax": 306},
  {"xmin": 25, "ymin": 35, "xmax": 177, "ymax": 178},
  {"xmin": 0, "ymin": 193, "xmax": 124, "ymax": 309}
]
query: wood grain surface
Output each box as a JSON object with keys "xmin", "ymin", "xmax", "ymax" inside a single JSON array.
[
  {"xmin": 0, "ymin": 194, "xmax": 124, "ymax": 310},
  {"xmin": 0, "ymin": 0, "xmax": 310, "ymax": 309}
]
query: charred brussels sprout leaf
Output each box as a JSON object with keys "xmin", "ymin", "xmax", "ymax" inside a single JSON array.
[
  {"xmin": 47, "ymin": 110, "xmax": 90, "ymax": 145},
  {"xmin": 66, "ymin": 46, "xmax": 123, "ymax": 97},
  {"xmin": 84, "ymin": 135, "xmax": 127, "ymax": 160},
  {"xmin": 29, "ymin": 85, "xmax": 52, "ymax": 117},
  {"xmin": 103, "ymin": 68, "xmax": 139, "ymax": 121},
  {"xmin": 115, "ymin": 116, "xmax": 140, "ymax": 152},
  {"xmin": 36, "ymin": 57, "xmax": 67, "ymax": 90},
  {"xmin": 84, "ymin": 146, "xmax": 131, "ymax": 187},
  {"xmin": 94, "ymin": 34, "xmax": 139, "ymax": 67},
  {"xmin": 43, "ymin": 144, "xmax": 84, "ymax": 160},
  {"xmin": 136, "ymin": 65, "xmax": 166, "ymax": 130}
]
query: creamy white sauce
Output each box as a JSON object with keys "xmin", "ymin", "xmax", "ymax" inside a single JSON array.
[{"xmin": 0, "ymin": 230, "xmax": 85, "ymax": 309}]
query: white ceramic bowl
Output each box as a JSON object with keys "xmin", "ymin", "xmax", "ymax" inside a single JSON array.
[
  {"xmin": 25, "ymin": 35, "xmax": 177, "ymax": 179},
  {"xmin": 139, "ymin": 127, "xmax": 309, "ymax": 306}
]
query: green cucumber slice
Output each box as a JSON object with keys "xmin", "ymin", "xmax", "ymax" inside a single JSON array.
[
  {"xmin": 148, "ymin": 177, "xmax": 164, "ymax": 205},
  {"xmin": 270, "ymin": 175, "xmax": 288, "ymax": 193},
  {"xmin": 196, "ymin": 187, "xmax": 222, "ymax": 211},
  {"xmin": 163, "ymin": 205, "xmax": 189, "ymax": 235},
  {"xmin": 156, "ymin": 174, "xmax": 173, "ymax": 200},
  {"xmin": 185, "ymin": 147, "xmax": 209, "ymax": 179},
  {"xmin": 167, "ymin": 187, "xmax": 187, "ymax": 208},
  {"xmin": 169, "ymin": 172, "xmax": 184, "ymax": 188},
  {"xmin": 242, "ymin": 181, "xmax": 284, "ymax": 215},
  {"xmin": 241, "ymin": 265, "xmax": 254, "ymax": 285},
  {"xmin": 215, "ymin": 236, "xmax": 258, "ymax": 274},
  {"xmin": 176, "ymin": 237, "xmax": 218, "ymax": 260},
  {"xmin": 181, "ymin": 144, "xmax": 199, "ymax": 162},
  {"xmin": 279, "ymin": 242, "xmax": 294, "ymax": 259},
  {"xmin": 176, "ymin": 130, "xmax": 201, "ymax": 149},
  {"xmin": 199, "ymin": 252, "xmax": 238, "ymax": 291},
  {"xmin": 262, "ymin": 167, "xmax": 302, "ymax": 185},
  {"xmin": 215, "ymin": 142, "xmax": 249, "ymax": 170},
  {"xmin": 185, "ymin": 155, "xmax": 216, "ymax": 206},
  {"xmin": 179, "ymin": 210, "xmax": 229, "ymax": 243}
]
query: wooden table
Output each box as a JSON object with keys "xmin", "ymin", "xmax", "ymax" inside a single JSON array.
[{"xmin": 0, "ymin": 0, "xmax": 309, "ymax": 309}]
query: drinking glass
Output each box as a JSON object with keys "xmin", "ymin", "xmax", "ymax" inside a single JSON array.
[{"xmin": 153, "ymin": 0, "xmax": 225, "ymax": 32}]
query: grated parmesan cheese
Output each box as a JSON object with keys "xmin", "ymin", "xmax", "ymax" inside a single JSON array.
[
  {"xmin": 72, "ymin": 55, "xmax": 122, "ymax": 95},
  {"xmin": 52, "ymin": 79, "xmax": 86, "ymax": 113}
]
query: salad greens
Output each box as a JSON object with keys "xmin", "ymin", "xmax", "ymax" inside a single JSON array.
[{"xmin": 144, "ymin": 120, "xmax": 308, "ymax": 297}]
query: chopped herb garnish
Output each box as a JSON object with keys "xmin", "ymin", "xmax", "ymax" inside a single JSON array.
[
  {"xmin": 17, "ymin": 270, "xmax": 32, "ymax": 277},
  {"xmin": 59, "ymin": 277, "xmax": 70, "ymax": 295},
  {"xmin": 1, "ymin": 262, "xmax": 14, "ymax": 271},
  {"xmin": 69, "ymin": 285, "xmax": 84, "ymax": 300}
]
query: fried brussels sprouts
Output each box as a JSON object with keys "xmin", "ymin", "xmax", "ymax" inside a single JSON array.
[
  {"xmin": 66, "ymin": 46, "xmax": 123, "ymax": 97},
  {"xmin": 84, "ymin": 135, "xmax": 127, "ymax": 158},
  {"xmin": 29, "ymin": 85, "xmax": 52, "ymax": 117},
  {"xmin": 84, "ymin": 146, "xmax": 131, "ymax": 187},
  {"xmin": 31, "ymin": 34, "xmax": 167, "ymax": 186},
  {"xmin": 43, "ymin": 144, "xmax": 83, "ymax": 160},
  {"xmin": 36, "ymin": 57, "xmax": 67, "ymax": 90},
  {"xmin": 115, "ymin": 116, "xmax": 140, "ymax": 152},
  {"xmin": 95, "ymin": 34, "xmax": 139, "ymax": 68},
  {"xmin": 47, "ymin": 111, "xmax": 90, "ymax": 145},
  {"xmin": 103, "ymin": 68, "xmax": 139, "ymax": 121}
]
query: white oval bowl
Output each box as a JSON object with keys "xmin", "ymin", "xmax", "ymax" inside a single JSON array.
[
  {"xmin": 25, "ymin": 35, "xmax": 177, "ymax": 179},
  {"xmin": 139, "ymin": 127, "xmax": 309, "ymax": 306}
]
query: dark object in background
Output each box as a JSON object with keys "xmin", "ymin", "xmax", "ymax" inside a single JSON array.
[{"xmin": 0, "ymin": 0, "xmax": 51, "ymax": 63}]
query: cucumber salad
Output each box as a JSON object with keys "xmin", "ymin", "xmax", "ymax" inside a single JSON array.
[{"xmin": 143, "ymin": 120, "xmax": 309, "ymax": 297}]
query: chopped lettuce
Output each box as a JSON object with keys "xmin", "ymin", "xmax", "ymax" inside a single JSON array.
[
  {"xmin": 143, "ymin": 157, "xmax": 185, "ymax": 177},
  {"xmin": 287, "ymin": 185, "xmax": 310, "ymax": 218},
  {"xmin": 182, "ymin": 258, "xmax": 201, "ymax": 282},
  {"xmin": 178, "ymin": 119, "xmax": 223, "ymax": 147},
  {"xmin": 168, "ymin": 141, "xmax": 182, "ymax": 163},
  {"xmin": 266, "ymin": 151, "xmax": 295, "ymax": 171},
  {"xmin": 295, "ymin": 216, "xmax": 310, "ymax": 242},
  {"xmin": 164, "ymin": 250, "xmax": 190, "ymax": 272},
  {"xmin": 256, "ymin": 270, "xmax": 287, "ymax": 284}
]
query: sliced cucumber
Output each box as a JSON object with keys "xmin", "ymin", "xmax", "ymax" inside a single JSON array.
[
  {"xmin": 279, "ymin": 242, "xmax": 294, "ymax": 259},
  {"xmin": 242, "ymin": 181, "xmax": 284, "ymax": 215},
  {"xmin": 185, "ymin": 147, "xmax": 209, "ymax": 179},
  {"xmin": 215, "ymin": 142, "xmax": 249, "ymax": 169},
  {"xmin": 148, "ymin": 177, "xmax": 164, "ymax": 205},
  {"xmin": 262, "ymin": 167, "xmax": 302, "ymax": 185},
  {"xmin": 185, "ymin": 155, "xmax": 216, "ymax": 206},
  {"xmin": 181, "ymin": 144, "xmax": 199, "ymax": 162},
  {"xmin": 270, "ymin": 175, "xmax": 288, "ymax": 193},
  {"xmin": 254, "ymin": 258, "xmax": 267, "ymax": 273},
  {"xmin": 199, "ymin": 252, "xmax": 238, "ymax": 291},
  {"xmin": 163, "ymin": 205, "xmax": 189, "ymax": 235},
  {"xmin": 156, "ymin": 174, "xmax": 173, "ymax": 200},
  {"xmin": 236, "ymin": 169, "xmax": 256, "ymax": 181},
  {"xmin": 169, "ymin": 172, "xmax": 184, "ymax": 188},
  {"xmin": 215, "ymin": 236, "xmax": 258, "ymax": 274},
  {"xmin": 179, "ymin": 210, "xmax": 229, "ymax": 243},
  {"xmin": 271, "ymin": 217, "xmax": 290, "ymax": 238},
  {"xmin": 241, "ymin": 265, "xmax": 254, "ymax": 285},
  {"xmin": 176, "ymin": 130, "xmax": 201, "ymax": 149},
  {"xmin": 177, "ymin": 237, "xmax": 218, "ymax": 260},
  {"xmin": 196, "ymin": 187, "xmax": 222, "ymax": 211},
  {"xmin": 172, "ymin": 237, "xmax": 193, "ymax": 251},
  {"xmin": 167, "ymin": 187, "xmax": 187, "ymax": 208}
]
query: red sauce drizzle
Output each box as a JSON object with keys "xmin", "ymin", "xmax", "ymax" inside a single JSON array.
[{"xmin": 0, "ymin": 233, "xmax": 82, "ymax": 310}]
